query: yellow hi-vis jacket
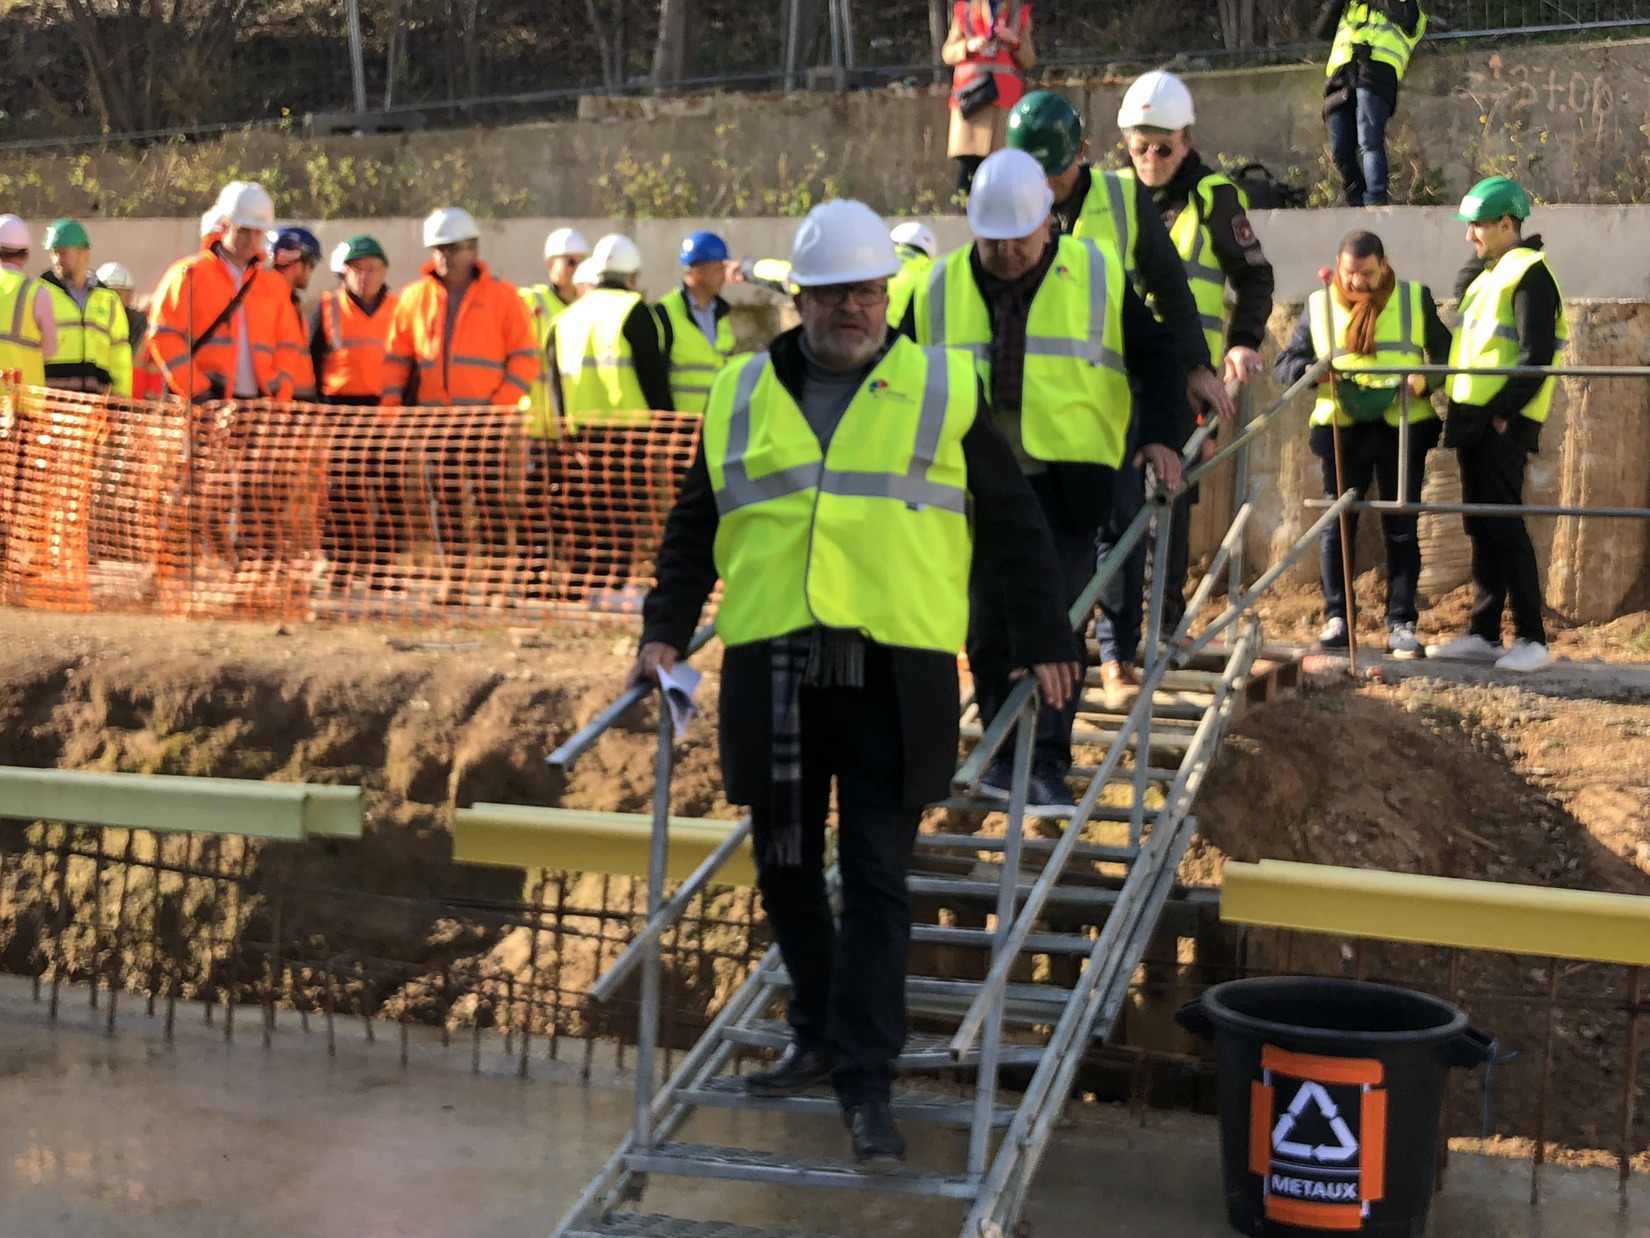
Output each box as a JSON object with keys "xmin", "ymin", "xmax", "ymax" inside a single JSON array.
[
  {"xmin": 1449, "ymin": 248, "xmax": 1568, "ymax": 423},
  {"xmin": 0, "ymin": 268, "xmax": 47, "ymax": 388},
  {"xmin": 886, "ymin": 247, "xmax": 934, "ymax": 329},
  {"xmin": 553, "ymin": 287, "xmax": 656, "ymax": 430},
  {"xmin": 1327, "ymin": 1, "xmax": 1426, "ymax": 81},
  {"xmin": 43, "ymin": 279, "xmax": 132, "ymax": 396},
  {"xmin": 1070, "ymin": 168, "xmax": 1141, "ymax": 285},
  {"xmin": 703, "ymin": 336, "xmax": 975, "ymax": 653},
  {"xmin": 1307, "ymin": 280, "xmax": 1434, "ymax": 428},
  {"xmin": 519, "ymin": 282, "xmax": 572, "ymax": 438},
  {"xmin": 657, "ymin": 286, "xmax": 735, "ymax": 415},
  {"xmin": 912, "ymin": 234, "xmax": 1131, "ymax": 468}
]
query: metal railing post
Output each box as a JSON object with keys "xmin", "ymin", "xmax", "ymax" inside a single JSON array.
[
  {"xmin": 631, "ymin": 695, "xmax": 673, "ymax": 1152},
  {"xmin": 1133, "ymin": 493, "xmax": 1174, "ymax": 847},
  {"xmin": 1229, "ymin": 384, "xmax": 1252, "ymax": 605}
]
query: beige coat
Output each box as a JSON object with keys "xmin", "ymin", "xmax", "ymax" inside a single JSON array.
[{"xmin": 943, "ymin": 1, "xmax": 1036, "ymax": 159}]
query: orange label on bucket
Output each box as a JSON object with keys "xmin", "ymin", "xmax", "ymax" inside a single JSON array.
[{"xmin": 1249, "ymin": 1045, "xmax": 1387, "ymax": 1230}]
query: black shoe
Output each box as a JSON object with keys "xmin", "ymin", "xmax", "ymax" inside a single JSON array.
[
  {"xmin": 743, "ymin": 1042, "xmax": 835, "ymax": 1096},
  {"xmin": 977, "ymin": 756, "xmax": 1013, "ymax": 801},
  {"xmin": 844, "ymin": 1098, "xmax": 907, "ymax": 1165},
  {"xmin": 1026, "ymin": 763, "xmax": 1076, "ymax": 811}
]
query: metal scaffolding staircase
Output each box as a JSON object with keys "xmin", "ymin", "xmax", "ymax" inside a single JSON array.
[{"xmin": 528, "ymin": 372, "xmax": 1348, "ymax": 1238}]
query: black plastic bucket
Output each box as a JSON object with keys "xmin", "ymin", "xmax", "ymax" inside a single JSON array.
[{"xmin": 1177, "ymin": 976, "xmax": 1492, "ymax": 1238}]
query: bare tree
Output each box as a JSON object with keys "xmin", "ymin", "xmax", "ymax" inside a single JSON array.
[
  {"xmin": 1216, "ymin": 0, "xmax": 1257, "ymax": 48},
  {"xmin": 651, "ymin": 0, "xmax": 691, "ymax": 93},
  {"xmin": 58, "ymin": 0, "xmax": 269, "ymax": 133}
]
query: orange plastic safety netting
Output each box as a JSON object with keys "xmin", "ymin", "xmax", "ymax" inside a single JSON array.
[{"xmin": 0, "ymin": 379, "xmax": 702, "ymax": 625}]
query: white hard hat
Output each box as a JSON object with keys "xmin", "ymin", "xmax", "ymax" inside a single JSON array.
[
  {"xmin": 544, "ymin": 227, "xmax": 589, "ymax": 259},
  {"xmin": 96, "ymin": 261, "xmax": 134, "ymax": 291},
  {"xmin": 889, "ymin": 221, "xmax": 938, "ymax": 259},
  {"xmin": 1117, "ymin": 69, "xmax": 1196, "ymax": 132},
  {"xmin": 0, "ymin": 213, "xmax": 30, "ymax": 251},
  {"xmin": 329, "ymin": 241, "xmax": 350, "ymax": 276},
  {"xmin": 423, "ymin": 206, "xmax": 480, "ymax": 248},
  {"xmin": 966, "ymin": 149, "xmax": 1056, "ymax": 242},
  {"xmin": 591, "ymin": 234, "xmax": 642, "ymax": 277},
  {"xmin": 213, "ymin": 181, "xmax": 276, "ymax": 230},
  {"xmin": 572, "ymin": 257, "xmax": 599, "ymax": 287},
  {"xmin": 789, "ymin": 200, "xmax": 900, "ymax": 287}
]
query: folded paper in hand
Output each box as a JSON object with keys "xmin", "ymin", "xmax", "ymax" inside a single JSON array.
[{"xmin": 656, "ymin": 663, "xmax": 702, "ymax": 736}]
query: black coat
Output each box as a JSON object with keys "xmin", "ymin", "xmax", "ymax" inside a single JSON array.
[{"xmin": 640, "ymin": 327, "xmax": 1077, "ymax": 809}]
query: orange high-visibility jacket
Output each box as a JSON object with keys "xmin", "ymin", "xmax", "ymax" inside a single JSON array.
[
  {"xmin": 145, "ymin": 242, "xmax": 305, "ymax": 400},
  {"xmin": 318, "ymin": 287, "xmax": 399, "ymax": 400},
  {"xmin": 380, "ymin": 261, "xmax": 537, "ymax": 407}
]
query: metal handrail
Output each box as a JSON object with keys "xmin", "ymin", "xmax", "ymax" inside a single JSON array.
[{"xmin": 545, "ymin": 622, "xmax": 717, "ymax": 771}]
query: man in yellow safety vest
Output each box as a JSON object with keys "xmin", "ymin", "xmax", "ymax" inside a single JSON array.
[
  {"xmin": 0, "ymin": 215, "xmax": 57, "ymax": 387},
  {"xmin": 1316, "ymin": 0, "xmax": 1426, "ymax": 207},
  {"xmin": 910, "ymin": 147, "xmax": 1189, "ymax": 809},
  {"xmin": 629, "ymin": 196, "xmax": 1075, "ymax": 1168},
  {"xmin": 1428, "ymin": 176, "xmax": 1566, "ymax": 674},
  {"xmin": 654, "ymin": 230, "xmax": 737, "ymax": 415},
  {"xmin": 40, "ymin": 218, "xmax": 131, "ymax": 397}
]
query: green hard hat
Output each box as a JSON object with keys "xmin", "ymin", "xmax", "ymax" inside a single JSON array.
[
  {"xmin": 1006, "ymin": 90, "xmax": 1084, "ymax": 176},
  {"xmin": 44, "ymin": 218, "xmax": 89, "ymax": 250},
  {"xmin": 341, "ymin": 233, "xmax": 387, "ymax": 263},
  {"xmin": 1457, "ymin": 175, "xmax": 1530, "ymax": 223}
]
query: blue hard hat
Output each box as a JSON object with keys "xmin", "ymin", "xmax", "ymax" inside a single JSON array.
[
  {"xmin": 680, "ymin": 230, "xmax": 729, "ymax": 265},
  {"xmin": 271, "ymin": 225, "xmax": 323, "ymax": 264}
]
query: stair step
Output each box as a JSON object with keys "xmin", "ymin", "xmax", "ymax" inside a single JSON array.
[
  {"xmin": 927, "ymin": 798, "xmax": 1143, "ymax": 824},
  {"xmin": 907, "ymin": 976, "xmax": 1072, "ymax": 1024},
  {"xmin": 910, "ymin": 922, "xmax": 1095, "ymax": 956},
  {"xmin": 679, "ymin": 1076, "xmax": 1013, "ymax": 1127},
  {"xmin": 723, "ymin": 1019, "xmax": 1045, "ymax": 1070},
  {"xmin": 915, "ymin": 829, "xmax": 1139, "ymax": 861},
  {"xmin": 1075, "ymin": 697, "xmax": 1208, "ymax": 722},
  {"xmin": 624, "ymin": 1142, "xmax": 976, "ymax": 1198},
  {"xmin": 906, "ymin": 874, "xmax": 1123, "ymax": 907},
  {"xmin": 565, "ymin": 1212, "xmax": 843, "ymax": 1237},
  {"xmin": 1069, "ymin": 763, "xmax": 1181, "ymax": 782}
]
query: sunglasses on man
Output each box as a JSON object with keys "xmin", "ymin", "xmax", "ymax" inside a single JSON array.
[{"xmin": 1127, "ymin": 137, "xmax": 1177, "ymax": 159}]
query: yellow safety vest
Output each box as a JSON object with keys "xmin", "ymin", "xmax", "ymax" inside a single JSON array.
[
  {"xmin": 657, "ymin": 287, "xmax": 736, "ymax": 415},
  {"xmin": 703, "ymin": 338, "xmax": 976, "ymax": 653},
  {"xmin": 0, "ymin": 268, "xmax": 46, "ymax": 388},
  {"xmin": 1307, "ymin": 280, "xmax": 1434, "ymax": 427},
  {"xmin": 1327, "ymin": 1, "xmax": 1426, "ymax": 81},
  {"xmin": 519, "ymin": 283, "xmax": 571, "ymax": 438},
  {"xmin": 1448, "ymin": 248, "xmax": 1568, "ymax": 424},
  {"xmin": 44, "ymin": 281, "xmax": 133, "ymax": 397},
  {"xmin": 1070, "ymin": 167, "xmax": 1140, "ymax": 285},
  {"xmin": 886, "ymin": 247, "xmax": 934, "ymax": 329},
  {"xmin": 913, "ymin": 234, "xmax": 1131, "ymax": 468},
  {"xmin": 553, "ymin": 287, "xmax": 656, "ymax": 430}
]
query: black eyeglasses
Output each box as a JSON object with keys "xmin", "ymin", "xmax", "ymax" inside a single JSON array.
[
  {"xmin": 1128, "ymin": 138, "xmax": 1176, "ymax": 159},
  {"xmin": 807, "ymin": 283, "xmax": 888, "ymax": 308}
]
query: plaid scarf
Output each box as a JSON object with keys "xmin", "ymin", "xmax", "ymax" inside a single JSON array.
[
  {"xmin": 972, "ymin": 237, "xmax": 1056, "ymax": 416},
  {"xmin": 766, "ymin": 627, "xmax": 866, "ymax": 868},
  {"xmin": 1333, "ymin": 265, "xmax": 1396, "ymax": 357}
]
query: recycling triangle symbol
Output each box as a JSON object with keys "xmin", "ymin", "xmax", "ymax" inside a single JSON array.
[{"xmin": 1272, "ymin": 1081, "xmax": 1360, "ymax": 1164}]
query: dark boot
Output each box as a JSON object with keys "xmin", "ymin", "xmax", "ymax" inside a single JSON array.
[
  {"xmin": 742, "ymin": 1042, "xmax": 835, "ymax": 1096},
  {"xmin": 843, "ymin": 1098, "xmax": 906, "ymax": 1165}
]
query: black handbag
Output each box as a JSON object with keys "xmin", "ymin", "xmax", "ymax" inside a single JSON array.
[{"xmin": 954, "ymin": 71, "xmax": 999, "ymax": 118}]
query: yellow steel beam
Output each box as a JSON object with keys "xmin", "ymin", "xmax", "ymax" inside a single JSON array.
[
  {"xmin": 0, "ymin": 765, "xmax": 363, "ymax": 840},
  {"xmin": 1221, "ymin": 859, "xmax": 1650, "ymax": 967},
  {"xmin": 453, "ymin": 803, "xmax": 756, "ymax": 886}
]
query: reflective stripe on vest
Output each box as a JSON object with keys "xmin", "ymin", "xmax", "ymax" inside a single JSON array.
[
  {"xmin": 554, "ymin": 287, "xmax": 654, "ymax": 428},
  {"xmin": 1326, "ymin": 1, "xmax": 1426, "ymax": 80},
  {"xmin": 1166, "ymin": 174, "xmax": 1243, "ymax": 366},
  {"xmin": 0, "ymin": 269, "xmax": 46, "ymax": 387},
  {"xmin": 1448, "ymin": 248, "xmax": 1569, "ymax": 423},
  {"xmin": 1071, "ymin": 169, "xmax": 1138, "ymax": 285},
  {"xmin": 320, "ymin": 289, "xmax": 396, "ymax": 398},
  {"xmin": 917, "ymin": 234, "xmax": 1131, "ymax": 467},
  {"xmin": 518, "ymin": 286, "xmax": 565, "ymax": 437},
  {"xmin": 703, "ymin": 338, "xmax": 975, "ymax": 653},
  {"xmin": 1307, "ymin": 280, "xmax": 1433, "ymax": 427},
  {"xmin": 658, "ymin": 287, "xmax": 735, "ymax": 414},
  {"xmin": 44, "ymin": 283, "xmax": 129, "ymax": 393}
]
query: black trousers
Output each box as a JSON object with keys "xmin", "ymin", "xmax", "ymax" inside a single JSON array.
[
  {"xmin": 1457, "ymin": 428, "xmax": 1546, "ymax": 645},
  {"xmin": 1311, "ymin": 419, "xmax": 1440, "ymax": 627},
  {"xmin": 967, "ymin": 473, "xmax": 1101, "ymax": 776},
  {"xmin": 748, "ymin": 646, "xmax": 921, "ymax": 1107}
]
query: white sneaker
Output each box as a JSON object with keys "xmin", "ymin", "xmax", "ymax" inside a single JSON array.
[
  {"xmin": 1425, "ymin": 632, "xmax": 1503, "ymax": 661},
  {"xmin": 1495, "ymin": 639, "xmax": 1551, "ymax": 673},
  {"xmin": 1317, "ymin": 617, "xmax": 1348, "ymax": 650},
  {"xmin": 1386, "ymin": 623, "xmax": 1422, "ymax": 659}
]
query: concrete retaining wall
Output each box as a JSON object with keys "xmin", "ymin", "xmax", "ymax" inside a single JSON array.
[{"xmin": 1196, "ymin": 297, "xmax": 1650, "ymax": 625}]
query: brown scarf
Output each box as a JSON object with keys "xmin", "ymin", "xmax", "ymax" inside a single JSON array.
[{"xmin": 1332, "ymin": 265, "xmax": 1396, "ymax": 357}]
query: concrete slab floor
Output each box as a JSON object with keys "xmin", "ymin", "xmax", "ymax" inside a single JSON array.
[{"xmin": 0, "ymin": 980, "xmax": 1645, "ymax": 1238}]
